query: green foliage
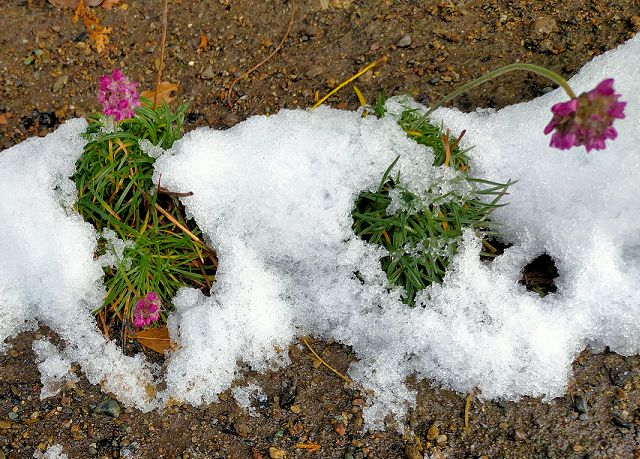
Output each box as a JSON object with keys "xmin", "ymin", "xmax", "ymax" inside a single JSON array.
[
  {"xmin": 73, "ymin": 100, "xmax": 216, "ymax": 330},
  {"xmin": 353, "ymin": 100, "xmax": 511, "ymax": 306}
]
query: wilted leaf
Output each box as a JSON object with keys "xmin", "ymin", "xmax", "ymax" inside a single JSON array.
[
  {"xmin": 140, "ymin": 82, "xmax": 179, "ymax": 107},
  {"xmin": 101, "ymin": 0, "xmax": 122, "ymax": 8},
  {"xmin": 135, "ymin": 325, "xmax": 172, "ymax": 354},
  {"xmin": 0, "ymin": 113, "xmax": 10, "ymax": 125},
  {"xmin": 295, "ymin": 441, "xmax": 321, "ymax": 453},
  {"xmin": 197, "ymin": 34, "xmax": 208, "ymax": 51},
  {"xmin": 73, "ymin": 0, "xmax": 111, "ymax": 55}
]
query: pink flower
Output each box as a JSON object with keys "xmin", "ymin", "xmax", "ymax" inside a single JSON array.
[
  {"xmin": 544, "ymin": 78, "xmax": 626, "ymax": 152},
  {"xmin": 133, "ymin": 292, "xmax": 161, "ymax": 329},
  {"xmin": 97, "ymin": 69, "xmax": 141, "ymax": 121}
]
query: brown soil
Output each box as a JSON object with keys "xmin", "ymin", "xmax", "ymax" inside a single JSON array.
[{"xmin": 1, "ymin": 0, "xmax": 640, "ymax": 458}]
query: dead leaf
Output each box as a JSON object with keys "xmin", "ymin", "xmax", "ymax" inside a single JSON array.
[
  {"xmin": 135, "ymin": 325, "xmax": 172, "ymax": 354},
  {"xmin": 140, "ymin": 82, "xmax": 179, "ymax": 107},
  {"xmin": 144, "ymin": 383, "xmax": 157, "ymax": 399},
  {"xmin": 295, "ymin": 441, "xmax": 321, "ymax": 453},
  {"xmin": 197, "ymin": 34, "xmax": 208, "ymax": 51},
  {"xmin": 73, "ymin": 0, "xmax": 111, "ymax": 55},
  {"xmin": 0, "ymin": 113, "xmax": 10, "ymax": 125},
  {"xmin": 100, "ymin": 0, "xmax": 122, "ymax": 8}
]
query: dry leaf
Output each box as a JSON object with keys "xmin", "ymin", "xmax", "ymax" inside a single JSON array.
[
  {"xmin": 100, "ymin": 0, "xmax": 122, "ymax": 8},
  {"xmin": 0, "ymin": 113, "xmax": 10, "ymax": 125},
  {"xmin": 73, "ymin": 0, "xmax": 111, "ymax": 55},
  {"xmin": 135, "ymin": 325, "xmax": 172, "ymax": 354},
  {"xmin": 140, "ymin": 82, "xmax": 179, "ymax": 107},
  {"xmin": 295, "ymin": 441, "xmax": 321, "ymax": 453},
  {"xmin": 197, "ymin": 34, "xmax": 208, "ymax": 51},
  {"xmin": 144, "ymin": 383, "xmax": 157, "ymax": 399}
]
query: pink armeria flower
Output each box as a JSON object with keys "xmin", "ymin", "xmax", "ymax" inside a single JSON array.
[
  {"xmin": 544, "ymin": 78, "xmax": 626, "ymax": 152},
  {"xmin": 97, "ymin": 69, "xmax": 141, "ymax": 121},
  {"xmin": 133, "ymin": 292, "xmax": 161, "ymax": 329}
]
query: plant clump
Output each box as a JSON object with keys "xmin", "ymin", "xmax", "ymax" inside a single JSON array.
[
  {"xmin": 73, "ymin": 97, "xmax": 217, "ymax": 344},
  {"xmin": 352, "ymin": 98, "xmax": 512, "ymax": 306}
]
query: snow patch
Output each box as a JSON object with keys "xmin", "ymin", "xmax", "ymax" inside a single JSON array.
[{"xmin": 0, "ymin": 35, "xmax": 638, "ymax": 428}]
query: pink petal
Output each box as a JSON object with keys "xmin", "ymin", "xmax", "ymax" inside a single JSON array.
[
  {"xmin": 551, "ymin": 99, "xmax": 578, "ymax": 116},
  {"xmin": 146, "ymin": 292, "xmax": 158, "ymax": 302}
]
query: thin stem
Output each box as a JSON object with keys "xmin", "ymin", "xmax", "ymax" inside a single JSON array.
[
  {"xmin": 413, "ymin": 63, "xmax": 576, "ymax": 128},
  {"xmin": 226, "ymin": 0, "xmax": 296, "ymax": 108},
  {"xmin": 153, "ymin": 0, "xmax": 169, "ymax": 110}
]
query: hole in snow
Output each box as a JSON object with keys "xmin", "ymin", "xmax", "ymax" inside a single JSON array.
[{"xmin": 520, "ymin": 253, "xmax": 559, "ymax": 297}]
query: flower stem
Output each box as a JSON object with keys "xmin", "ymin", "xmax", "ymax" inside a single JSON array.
[{"xmin": 412, "ymin": 63, "xmax": 576, "ymax": 129}]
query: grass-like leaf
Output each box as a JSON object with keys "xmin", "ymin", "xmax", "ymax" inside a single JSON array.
[
  {"xmin": 73, "ymin": 101, "xmax": 217, "ymax": 342},
  {"xmin": 353, "ymin": 98, "xmax": 511, "ymax": 306}
]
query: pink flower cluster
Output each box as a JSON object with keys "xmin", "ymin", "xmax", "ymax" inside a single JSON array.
[
  {"xmin": 98, "ymin": 68, "xmax": 141, "ymax": 121},
  {"xmin": 133, "ymin": 292, "xmax": 161, "ymax": 329},
  {"xmin": 544, "ymin": 78, "xmax": 626, "ymax": 152}
]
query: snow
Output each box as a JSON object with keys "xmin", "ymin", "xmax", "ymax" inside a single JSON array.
[
  {"xmin": 33, "ymin": 444, "xmax": 68, "ymax": 459},
  {"xmin": 232, "ymin": 382, "xmax": 268, "ymax": 417},
  {"xmin": 1, "ymin": 35, "xmax": 639, "ymax": 428}
]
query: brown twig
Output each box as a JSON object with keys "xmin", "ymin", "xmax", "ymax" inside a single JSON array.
[
  {"xmin": 464, "ymin": 388, "xmax": 478, "ymax": 434},
  {"xmin": 301, "ymin": 336, "xmax": 352, "ymax": 384},
  {"xmin": 226, "ymin": 0, "xmax": 295, "ymax": 108},
  {"xmin": 153, "ymin": 0, "xmax": 169, "ymax": 110},
  {"xmin": 157, "ymin": 186, "xmax": 194, "ymax": 197}
]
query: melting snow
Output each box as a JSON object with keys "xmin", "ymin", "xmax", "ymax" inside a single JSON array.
[{"xmin": 1, "ymin": 36, "xmax": 639, "ymax": 427}]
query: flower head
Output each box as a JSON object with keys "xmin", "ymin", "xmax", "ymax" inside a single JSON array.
[
  {"xmin": 544, "ymin": 78, "xmax": 626, "ymax": 152},
  {"xmin": 98, "ymin": 68, "xmax": 141, "ymax": 121},
  {"xmin": 133, "ymin": 292, "xmax": 161, "ymax": 329}
]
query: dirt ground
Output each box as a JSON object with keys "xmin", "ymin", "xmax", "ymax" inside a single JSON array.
[{"xmin": 1, "ymin": 0, "xmax": 640, "ymax": 458}]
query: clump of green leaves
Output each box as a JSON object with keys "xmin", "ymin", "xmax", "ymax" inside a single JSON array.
[
  {"xmin": 73, "ymin": 100, "xmax": 216, "ymax": 336},
  {"xmin": 353, "ymin": 99, "xmax": 511, "ymax": 306}
]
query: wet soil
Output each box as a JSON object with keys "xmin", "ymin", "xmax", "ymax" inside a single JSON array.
[{"xmin": 1, "ymin": 0, "xmax": 640, "ymax": 458}]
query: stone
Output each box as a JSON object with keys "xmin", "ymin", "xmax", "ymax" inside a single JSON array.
[
  {"xmin": 435, "ymin": 434, "xmax": 448, "ymax": 445},
  {"xmin": 93, "ymin": 399, "xmax": 121, "ymax": 418},
  {"xmin": 531, "ymin": 16, "xmax": 557, "ymax": 36},
  {"xmin": 426, "ymin": 423, "xmax": 439, "ymax": 441},
  {"xmin": 396, "ymin": 34, "xmax": 412, "ymax": 48},
  {"xmin": 269, "ymin": 447, "xmax": 285, "ymax": 459},
  {"xmin": 201, "ymin": 65, "xmax": 215, "ymax": 80},
  {"xmin": 52, "ymin": 75, "xmax": 69, "ymax": 93},
  {"xmin": 404, "ymin": 444, "xmax": 421, "ymax": 459},
  {"xmin": 574, "ymin": 394, "xmax": 588, "ymax": 415},
  {"xmin": 234, "ymin": 420, "xmax": 249, "ymax": 437}
]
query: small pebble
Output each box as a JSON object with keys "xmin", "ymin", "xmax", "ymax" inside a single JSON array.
[
  {"xmin": 514, "ymin": 429, "xmax": 527, "ymax": 441},
  {"xmin": 612, "ymin": 415, "xmax": 633, "ymax": 429},
  {"xmin": 426, "ymin": 423, "xmax": 439, "ymax": 440},
  {"xmin": 404, "ymin": 444, "xmax": 421, "ymax": 459},
  {"xmin": 234, "ymin": 420, "xmax": 249, "ymax": 437},
  {"xmin": 574, "ymin": 394, "xmax": 588, "ymax": 415},
  {"xmin": 609, "ymin": 367, "xmax": 631, "ymax": 387},
  {"xmin": 396, "ymin": 34, "xmax": 412, "ymax": 48},
  {"xmin": 435, "ymin": 434, "xmax": 448, "ymax": 445},
  {"xmin": 93, "ymin": 399, "xmax": 121, "ymax": 418},
  {"xmin": 269, "ymin": 447, "xmax": 285, "ymax": 459},
  {"xmin": 200, "ymin": 65, "xmax": 215, "ymax": 80},
  {"xmin": 7, "ymin": 412, "xmax": 18, "ymax": 421}
]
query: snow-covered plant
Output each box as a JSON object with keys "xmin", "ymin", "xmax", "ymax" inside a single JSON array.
[{"xmin": 353, "ymin": 97, "xmax": 512, "ymax": 306}]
